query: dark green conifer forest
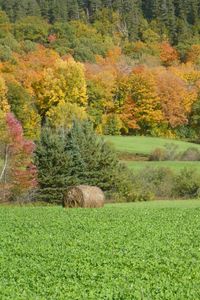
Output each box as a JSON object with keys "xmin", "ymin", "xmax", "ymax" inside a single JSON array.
[{"xmin": 0, "ymin": 0, "xmax": 199, "ymax": 44}]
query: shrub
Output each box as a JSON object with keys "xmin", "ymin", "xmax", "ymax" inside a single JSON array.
[
  {"xmin": 180, "ymin": 147, "xmax": 200, "ymax": 161},
  {"xmin": 132, "ymin": 167, "xmax": 200, "ymax": 200},
  {"xmin": 150, "ymin": 144, "xmax": 200, "ymax": 162},
  {"xmin": 132, "ymin": 167, "xmax": 175, "ymax": 199},
  {"xmin": 173, "ymin": 168, "xmax": 200, "ymax": 199},
  {"xmin": 102, "ymin": 114, "xmax": 122, "ymax": 135},
  {"xmin": 149, "ymin": 143, "xmax": 180, "ymax": 161},
  {"xmin": 149, "ymin": 148, "xmax": 166, "ymax": 161},
  {"xmin": 0, "ymin": 44, "xmax": 12, "ymax": 61},
  {"xmin": 163, "ymin": 143, "xmax": 179, "ymax": 160},
  {"xmin": 175, "ymin": 125, "xmax": 196, "ymax": 139},
  {"xmin": 21, "ymin": 40, "xmax": 37, "ymax": 53},
  {"xmin": 35, "ymin": 188, "xmax": 68, "ymax": 204}
]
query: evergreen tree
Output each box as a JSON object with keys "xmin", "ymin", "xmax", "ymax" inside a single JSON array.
[
  {"xmin": 37, "ymin": 0, "xmax": 49, "ymax": 20},
  {"xmin": 0, "ymin": 0, "xmax": 199, "ymax": 44},
  {"xmin": 35, "ymin": 121, "xmax": 134, "ymax": 203},
  {"xmin": 27, "ymin": 0, "xmax": 41, "ymax": 17},
  {"xmin": 35, "ymin": 127, "xmax": 70, "ymax": 188},
  {"xmin": 65, "ymin": 120, "xmax": 133, "ymax": 199},
  {"xmin": 67, "ymin": 0, "xmax": 80, "ymax": 19},
  {"xmin": 65, "ymin": 120, "xmax": 119, "ymax": 189},
  {"xmin": 166, "ymin": 0, "xmax": 176, "ymax": 41},
  {"xmin": 0, "ymin": 0, "xmax": 15, "ymax": 21},
  {"xmin": 88, "ymin": 0, "xmax": 102, "ymax": 16},
  {"xmin": 48, "ymin": 0, "xmax": 68, "ymax": 23},
  {"xmin": 13, "ymin": 0, "xmax": 28, "ymax": 20}
]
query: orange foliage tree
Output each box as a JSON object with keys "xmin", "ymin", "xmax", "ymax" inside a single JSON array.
[
  {"xmin": 160, "ymin": 42, "xmax": 179, "ymax": 67},
  {"xmin": 156, "ymin": 70, "xmax": 197, "ymax": 129}
]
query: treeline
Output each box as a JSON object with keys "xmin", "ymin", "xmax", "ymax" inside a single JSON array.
[
  {"xmin": 0, "ymin": 0, "xmax": 200, "ymax": 47},
  {"xmin": 0, "ymin": 115, "xmax": 133, "ymax": 203},
  {"xmin": 0, "ymin": 5, "xmax": 199, "ymax": 139},
  {"xmin": 0, "ymin": 42, "xmax": 200, "ymax": 139},
  {"xmin": 0, "ymin": 2, "xmax": 200, "ymax": 202}
]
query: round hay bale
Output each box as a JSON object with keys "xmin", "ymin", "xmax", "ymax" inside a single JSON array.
[{"xmin": 63, "ymin": 185, "xmax": 105, "ymax": 208}]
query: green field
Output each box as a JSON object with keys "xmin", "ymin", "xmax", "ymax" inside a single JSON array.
[
  {"xmin": 106, "ymin": 136, "xmax": 200, "ymax": 155},
  {"xmin": 125, "ymin": 160, "xmax": 200, "ymax": 172},
  {"xmin": 1, "ymin": 201, "xmax": 200, "ymax": 299},
  {"xmin": 105, "ymin": 136, "xmax": 200, "ymax": 173}
]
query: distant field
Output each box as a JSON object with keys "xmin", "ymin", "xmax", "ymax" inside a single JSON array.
[
  {"xmin": 125, "ymin": 160, "xmax": 200, "ymax": 173},
  {"xmin": 1, "ymin": 201, "xmax": 200, "ymax": 299},
  {"xmin": 106, "ymin": 136, "xmax": 200, "ymax": 155}
]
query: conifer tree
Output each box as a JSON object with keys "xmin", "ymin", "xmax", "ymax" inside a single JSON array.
[
  {"xmin": 34, "ymin": 127, "xmax": 70, "ymax": 188},
  {"xmin": 35, "ymin": 120, "xmax": 134, "ymax": 202}
]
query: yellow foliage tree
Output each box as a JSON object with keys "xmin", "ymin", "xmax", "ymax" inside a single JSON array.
[
  {"xmin": 21, "ymin": 106, "xmax": 41, "ymax": 140},
  {"xmin": 170, "ymin": 63, "xmax": 200, "ymax": 88},
  {"xmin": 0, "ymin": 109, "xmax": 8, "ymax": 143},
  {"xmin": 186, "ymin": 45, "xmax": 200, "ymax": 65},
  {"xmin": 33, "ymin": 57, "xmax": 88, "ymax": 119},
  {"xmin": 0, "ymin": 76, "xmax": 9, "ymax": 112},
  {"xmin": 47, "ymin": 102, "xmax": 87, "ymax": 130}
]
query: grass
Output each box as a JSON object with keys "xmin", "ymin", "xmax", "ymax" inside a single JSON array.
[
  {"xmin": 105, "ymin": 136, "xmax": 200, "ymax": 173},
  {"xmin": 1, "ymin": 201, "xmax": 200, "ymax": 299},
  {"xmin": 106, "ymin": 136, "xmax": 200, "ymax": 155},
  {"xmin": 125, "ymin": 160, "xmax": 200, "ymax": 172}
]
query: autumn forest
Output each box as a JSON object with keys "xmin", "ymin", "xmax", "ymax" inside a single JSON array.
[
  {"xmin": 0, "ymin": 0, "xmax": 200, "ymax": 201},
  {"xmin": 1, "ymin": 2, "xmax": 200, "ymax": 298}
]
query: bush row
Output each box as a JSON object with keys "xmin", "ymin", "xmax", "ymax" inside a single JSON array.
[
  {"xmin": 33, "ymin": 167, "xmax": 200, "ymax": 205},
  {"xmin": 149, "ymin": 144, "xmax": 200, "ymax": 161},
  {"xmin": 131, "ymin": 167, "xmax": 200, "ymax": 201}
]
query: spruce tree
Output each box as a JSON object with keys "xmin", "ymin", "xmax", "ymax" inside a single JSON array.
[
  {"xmin": 0, "ymin": 0, "xmax": 15, "ymax": 21},
  {"xmin": 35, "ymin": 121, "xmax": 134, "ymax": 203},
  {"xmin": 27, "ymin": 0, "xmax": 41, "ymax": 17},
  {"xmin": 65, "ymin": 120, "xmax": 133, "ymax": 198},
  {"xmin": 37, "ymin": 0, "xmax": 49, "ymax": 20},
  {"xmin": 67, "ymin": 0, "xmax": 80, "ymax": 19},
  {"xmin": 65, "ymin": 120, "xmax": 119, "ymax": 189},
  {"xmin": 13, "ymin": 0, "xmax": 27, "ymax": 21},
  {"xmin": 35, "ymin": 127, "xmax": 70, "ymax": 188},
  {"xmin": 48, "ymin": 0, "xmax": 68, "ymax": 23}
]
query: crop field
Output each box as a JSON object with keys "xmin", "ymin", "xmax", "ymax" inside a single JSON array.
[
  {"xmin": 1, "ymin": 201, "xmax": 200, "ymax": 299},
  {"xmin": 125, "ymin": 160, "xmax": 200, "ymax": 173},
  {"xmin": 106, "ymin": 136, "xmax": 200, "ymax": 155}
]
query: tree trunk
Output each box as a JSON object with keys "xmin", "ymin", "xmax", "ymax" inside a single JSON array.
[{"xmin": 0, "ymin": 144, "xmax": 9, "ymax": 182}]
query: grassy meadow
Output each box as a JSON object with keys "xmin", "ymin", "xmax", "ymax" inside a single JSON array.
[
  {"xmin": 0, "ymin": 201, "xmax": 200, "ymax": 299},
  {"xmin": 106, "ymin": 136, "xmax": 200, "ymax": 155},
  {"xmin": 106, "ymin": 136, "xmax": 200, "ymax": 173},
  {"xmin": 125, "ymin": 160, "xmax": 200, "ymax": 172}
]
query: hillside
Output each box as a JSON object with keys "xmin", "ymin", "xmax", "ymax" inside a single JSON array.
[
  {"xmin": 106, "ymin": 136, "xmax": 200, "ymax": 155},
  {"xmin": 0, "ymin": 1, "xmax": 200, "ymax": 140},
  {"xmin": 126, "ymin": 161, "xmax": 200, "ymax": 173},
  {"xmin": 1, "ymin": 1, "xmax": 200, "ymax": 202},
  {"xmin": 0, "ymin": 0, "xmax": 199, "ymax": 47},
  {"xmin": 106, "ymin": 136, "xmax": 200, "ymax": 174}
]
